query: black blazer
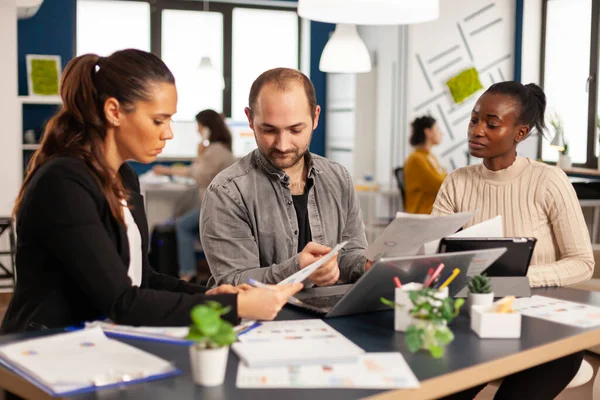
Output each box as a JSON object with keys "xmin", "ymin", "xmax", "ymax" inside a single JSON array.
[{"xmin": 1, "ymin": 157, "xmax": 238, "ymax": 334}]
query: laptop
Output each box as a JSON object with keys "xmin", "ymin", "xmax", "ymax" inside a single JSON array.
[
  {"xmin": 292, "ymin": 248, "xmax": 506, "ymax": 318},
  {"xmin": 438, "ymin": 237, "xmax": 536, "ymax": 298}
]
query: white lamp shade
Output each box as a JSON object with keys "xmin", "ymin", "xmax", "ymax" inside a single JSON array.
[
  {"xmin": 319, "ymin": 24, "xmax": 371, "ymax": 73},
  {"xmin": 298, "ymin": 0, "xmax": 439, "ymax": 25}
]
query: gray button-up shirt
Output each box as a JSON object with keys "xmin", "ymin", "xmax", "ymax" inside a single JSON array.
[{"xmin": 201, "ymin": 149, "xmax": 368, "ymax": 286}]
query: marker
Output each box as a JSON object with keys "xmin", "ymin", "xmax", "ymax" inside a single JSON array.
[
  {"xmin": 425, "ymin": 263, "xmax": 445, "ymax": 288},
  {"xmin": 247, "ymin": 278, "xmax": 306, "ymax": 307},
  {"xmin": 393, "ymin": 276, "xmax": 402, "ymax": 288},
  {"xmin": 423, "ymin": 267, "xmax": 434, "ymax": 284},
  {"xmin": 438, "ymin": 268, "xmax": 460, "ymax": 290}
]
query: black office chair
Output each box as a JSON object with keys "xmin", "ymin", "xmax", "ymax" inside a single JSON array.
[{"xmin": 393, "ymin": 167, "xmax": 406, "ymax": 209}]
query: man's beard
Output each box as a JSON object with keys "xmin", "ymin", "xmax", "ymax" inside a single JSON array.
[{"xmin": 265, "ymin": 147, "xmax": 307, "ymax": 169}]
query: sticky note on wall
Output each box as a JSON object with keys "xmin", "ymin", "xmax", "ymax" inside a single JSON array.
[{"xmin": 446, "ymin": 67, "xmax": 483, "ymax": 104}]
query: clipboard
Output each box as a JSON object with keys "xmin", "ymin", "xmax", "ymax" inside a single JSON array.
[{"xmin": 0, "ymin": 327, "xmax": 181, "ymax": 396}]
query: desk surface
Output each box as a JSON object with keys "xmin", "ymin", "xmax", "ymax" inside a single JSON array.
[{"xmin": 2, "ymin": 288, "xmax": 600, "ymax": 400}]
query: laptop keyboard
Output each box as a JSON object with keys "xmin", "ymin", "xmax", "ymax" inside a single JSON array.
[{"xmin": 301, "ymin": 294, "xmax": 345, "ymax": 309}]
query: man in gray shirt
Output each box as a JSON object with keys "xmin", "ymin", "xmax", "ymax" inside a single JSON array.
[{"xmin": 201, "ymin": 68, "xmax": 370, "ymax": 286}]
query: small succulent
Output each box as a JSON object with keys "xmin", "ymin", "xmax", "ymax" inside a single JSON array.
[{"xmin": 468, "ymin": 274, "xmax": 492, "ymax": 294}]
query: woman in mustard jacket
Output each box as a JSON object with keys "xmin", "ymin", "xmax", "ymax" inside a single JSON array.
[{"xmin": 403, "ymin": 116, "xmax": 447, "ymax": 214}]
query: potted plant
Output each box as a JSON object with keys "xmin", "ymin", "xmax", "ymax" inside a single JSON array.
[
  {"xmin": 382, "ymin": 288, "xmax": 464, "ymax": 359},
  {"xmin": 186, "ymin": 301, "xmax": 237, "ymax": 386},
  {"xmin": 467, "ymin": 274, "xmax": 494, "ymax": 315}
]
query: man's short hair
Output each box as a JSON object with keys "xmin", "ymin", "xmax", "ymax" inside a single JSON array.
[{"xmin": 248, "ymin": 68, "xmax": 317, "ymax": 119}]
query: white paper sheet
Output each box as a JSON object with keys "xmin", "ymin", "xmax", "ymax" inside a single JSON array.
[
  {"xmin": 512, "ymin": 296, "xmax": 600, "ymax": 328},
  {"xmin": 364, "ymin": 211, "xmax": 476, "ymax": 261},
  {"xmin": 422, "ymin": 216, "xmax": 504, "ymax": 255},
  {"xmin": 236, "ymin": 352, "xmax": 420, "ymax": 389},
  {"xmin": 85, "ymin": 321, "xmax": 190, "ymax": 342},
  {"xmin": 0, "ymin": 327, "xmax": 176, "ymax": 395},
  {"xmin": 232, "ymin": 319, "xmax": 365, "ymax": 368},
  {"xmin": 279, "ymin": 241, "xmax": 348, "ymax": 285}
]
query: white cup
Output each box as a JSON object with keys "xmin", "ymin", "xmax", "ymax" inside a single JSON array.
[{"xmin": 394, "ymin": 283, "xmax": 449, "ymax": 332}]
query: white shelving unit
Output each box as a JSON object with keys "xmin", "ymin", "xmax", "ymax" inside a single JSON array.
[
  {"xmin": 18, "ymin": 95, "xmax": 62, "ymax": 105},
  {"xmin": 19, "ymin": 95, "xmax": 61, "ymax": 155}
]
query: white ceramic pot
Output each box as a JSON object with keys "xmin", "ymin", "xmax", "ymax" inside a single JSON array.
[
  {"xmin": 189, "ymin": 345, "xmax": 229, "ymax": 386},
  {"xmin": 558, "ymin": 154, "xmax": 572, "ymax": 169},
  {"xmin": 467, "ymin": 292, "xmax": 494, "ymax": 316}
]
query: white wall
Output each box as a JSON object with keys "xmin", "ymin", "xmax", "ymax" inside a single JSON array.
[
  {"xmin": 406, "ymin": 0, "xmax": 516, "ymax": 171},
  {"xmin": 0, "ymin": 2, "xmax": 21, "ymax": 216}
]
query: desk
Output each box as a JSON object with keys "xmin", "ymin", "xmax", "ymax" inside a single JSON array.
[
  {"xmin": 1, "ymin": 288, "xmax": 600, "ymax": 400},
  {"xmin": 140, "ymin": 182, "xmax": 194, "ymax": 232}
]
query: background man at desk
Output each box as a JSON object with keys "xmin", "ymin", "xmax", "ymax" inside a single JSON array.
[{"xmin": 201, "ymin": 68, "xmax": 370, "ymax": 286}]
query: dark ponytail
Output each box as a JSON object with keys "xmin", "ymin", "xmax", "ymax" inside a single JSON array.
[
  {"xmin": 484, "ymin": 81, "xmax": 547, "ymax": 137},
  {"xmin": 410, "ymin": 116, "xmax": 436, "ymax": 146},
  {"xmin": 14, "ymin": 49, "xmax": 175, "ymax": 224}
]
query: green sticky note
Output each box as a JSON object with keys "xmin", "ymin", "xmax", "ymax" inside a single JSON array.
[
  {"xmin": 446, "ymin": 67, "xmax": 483, "ymax": 104},
  {"xmin": 30, "ymin": 59, "xmax": 60, "ymax": 95}
]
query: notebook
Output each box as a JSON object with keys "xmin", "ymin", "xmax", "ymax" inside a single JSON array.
[{"xmin": 0, "ymin": 327, "xmax": 180, "ymax": 396}]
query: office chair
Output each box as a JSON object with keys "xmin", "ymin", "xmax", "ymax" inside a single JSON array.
[{"xmin": 393, "ymin": 167, "xmax": 405, "ymax": 209}]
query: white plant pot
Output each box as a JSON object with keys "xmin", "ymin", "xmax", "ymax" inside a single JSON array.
[
  {"xmin": 467, "ymin": 292, "xmax": 494, "ymax": 316},
  {"xmin": 189, "ymin": 345, "xmax": 229, "ymax": 386},
  {"xmin": 558, "ymin": 154, "xmax": 572, "ymax": 169}
]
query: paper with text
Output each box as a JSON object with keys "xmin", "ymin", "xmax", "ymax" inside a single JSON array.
[
  {"xmin": 422, "ymin": 215, "xmax": 504, "ymax": 255},
  {"xmin": 236, "ymin": 352, "xmax": 419, "ymax": 389},
  {"xmin": 0, "ymin": 327, "xmax": 177, "ymax": 396},
  {"xmin": 232, "ymin": 319, "xmax": 364, "ymax": 367},
  {"xmin": 365, "ymin": 211, "xmax": 475, "ymax": 261},
  {"xmin": 279, "ymin": 241, "xmax": 348, "ymax": 285},
  {"xmin": 512, "ymin": 296, "xmax": 600, "ymax": 328}
]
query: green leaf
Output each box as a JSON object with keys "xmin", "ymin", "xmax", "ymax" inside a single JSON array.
[
  {"xmin": 453, "ymin": 298, "xmax": 465, "ymax": 316},
  {"xmin": 380, "ymin": 297, "xmax": 404, "ymax": 309},
  {"xmin": 191, "ymin": 306, "xmax": 220, "ymax": 336},
  {"xmin": 440, "ymin": 301, "xmax": 453, "ymax": 322},
  {"xmin": 405, "ymin": 325, "xmax": 424, "ymax": 353},
  {"xmin": 434, "ymin": 326, "xmax": 454, "ymax": 345},
  {"xmin": 186, "ymin": 325, "xmax": 206, "ymax": 341},
  {"xmin": 429, "ymin": 344, "xmax": 445, "ymax": 359},
  {"xmin": 211, "ymin": 323, "xmax": 237, "ymax": 347}
]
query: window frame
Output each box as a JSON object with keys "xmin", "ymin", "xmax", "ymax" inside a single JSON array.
[
  {"xmin": 539, "ymin": 0, "xmax": 600, "ymax": 168},
  {"xmin": 75, "ymin": 0, "xmax": 302, "ymax": 119}
]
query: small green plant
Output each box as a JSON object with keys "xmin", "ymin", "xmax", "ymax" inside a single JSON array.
[
  {"xmin": 186, "ymin": 301, "xmax": 236, "ymax": 349},
  {"xmin": 381, "ymin": 288, "xmax": 464, "ymax": 358},
  {"xmin": 468, "ymin": 274, "xmax": 492, "ymax": 294}
]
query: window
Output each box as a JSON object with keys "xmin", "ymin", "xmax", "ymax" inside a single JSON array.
[
  {"xmin": 541, "ymin": 0, "xmax": 600, "ymax": 168},
  {"xmin": 231, "ymin": 8, "xmax": 299, "ymax": 121},
  {"xmin": 75, "ymin": 0, "xmax": 302, "ymax": 159},
  {"xmin": 76, "ymin": 0, "xmax": 150, "ymax": 56}
]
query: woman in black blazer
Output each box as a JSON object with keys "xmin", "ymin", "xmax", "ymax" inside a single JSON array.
[{"xmin": 1, "ymin": 49, "xmax": 301, "ymax": 334}]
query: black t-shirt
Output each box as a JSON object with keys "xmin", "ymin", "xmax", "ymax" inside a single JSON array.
[{"xmin": 292, "ymin": 182, "xmax": 313, "ymax": 253}]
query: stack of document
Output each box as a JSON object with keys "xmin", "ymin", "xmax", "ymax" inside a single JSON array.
[
  {"xmin": 232, "ymin": 319, "xmax": 365, "ymax": 368},
  {"xmin": 0, "ymin": 327, "xmax": 180, "ymax": 396}
]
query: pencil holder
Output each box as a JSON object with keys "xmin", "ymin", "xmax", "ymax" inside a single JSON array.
[{"xmin": 394, "ymin": 284, "xmax": 448, "ymax": 332}]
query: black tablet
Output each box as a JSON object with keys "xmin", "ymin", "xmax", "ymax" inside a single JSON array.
[{"xmin": 438, "ymin": 237, "xmax": 537, "ymax": 277}]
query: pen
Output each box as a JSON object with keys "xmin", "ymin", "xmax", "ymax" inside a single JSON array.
[
  {"xmin": 393, "ymin": 276, "xmax": 402, "ymax": 288},
  {"xmin": 247, "ymin": 278, "xmax": 306, "ymax": 307},
  {"xmin": 438, "ymin": 268, "xmax": 461, "ymax": 290},
  {"xmin": 234, "ymin": 320, "xmax": 261, "ymax": 335},
  {"xmin": 425, "ymin": 263, "xmax": 445, "ymax": 288}
]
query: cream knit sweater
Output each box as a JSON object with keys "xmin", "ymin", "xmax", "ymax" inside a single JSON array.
[{"xmin": 432, "ymin": 156, "xmax": 594, "ymax": 287}]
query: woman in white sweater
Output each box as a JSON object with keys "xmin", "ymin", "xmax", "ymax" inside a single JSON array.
[{"xmin": 434, "ymin": 81, "xmax": 592, "ymax": 400}]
